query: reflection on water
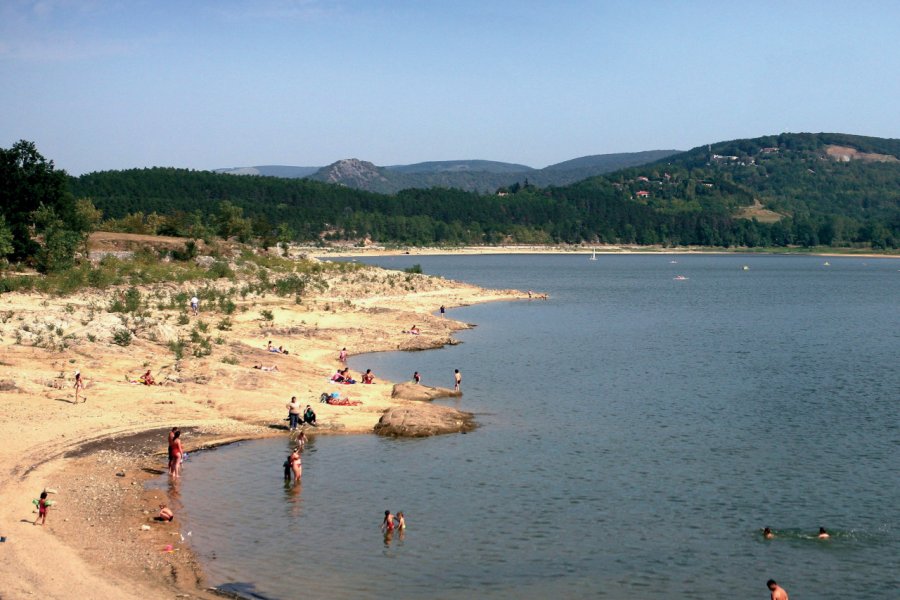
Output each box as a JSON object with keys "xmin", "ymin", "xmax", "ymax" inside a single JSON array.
[{"xmin": 166, "ymin": 255, "xmax": 899, "ymax": 599}]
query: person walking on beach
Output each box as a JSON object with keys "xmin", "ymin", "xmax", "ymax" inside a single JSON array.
[
  {"xmin": 767, "ymin": 579, "xmax": 789, "ymax": 600},
  {"xmin": 440, "ymin": 305, "xmax": 445, "ymax": 318},
  {"xmin": 454, "ymin": 369, "xmax": 461, "ymax": 392},
  {"xmin": 190, "ymin": 295, "xmax": 199, "ymax": 316},
  {"xmin": 339, "ymin": 347, "xmax": 348, "ymax": 363},
  {"xmin": 33, "ymin": 491, "xmax": 50, "ymax": 526},
  {"xmin": 286, "ymin": 396, "xmax": 302, "ymax": 431},
  {"xmin": 73, "ymin": 370, "xmax": 85, "ymax": 403}
]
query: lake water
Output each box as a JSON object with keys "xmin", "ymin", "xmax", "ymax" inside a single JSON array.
[{"xmin": 167, "ymin": 255, "xmax": 899, "ymax": 599}]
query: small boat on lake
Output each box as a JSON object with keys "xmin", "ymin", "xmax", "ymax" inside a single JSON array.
[
  {"xmin": 673, "ymin": 275, "xmax": 689, "ymax": 281},
  {"xmin": 589, "ymin": 249, "xmax": 597, "ymax": 261}
]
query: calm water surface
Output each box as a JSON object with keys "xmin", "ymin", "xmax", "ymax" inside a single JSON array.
[{"xmin": 167, "ymin": 255, "xmax": 899, "ymax": 599}]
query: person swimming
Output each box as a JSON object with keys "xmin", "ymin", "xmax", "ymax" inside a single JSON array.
[
  {"xmin": 817, "ymin": 527, "xmax": 830, "ymax": 539},
  {"xmin": 763, "ymin": 527, "xmax": 774, "ymax": 539}
]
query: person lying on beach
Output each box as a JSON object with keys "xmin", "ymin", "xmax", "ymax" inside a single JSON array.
[
  {"xmin": 155, "ymin": 504, "xmax": 174, "ymax": 522},
  {"xmin": 817, "ymin": 527, "xmax": 830, "ymax": 539},
  {"xmin": 140, "ymin": 370, "xmax": 155, "ymax": 385},
  {"xmin": 362, "ymin": 369, "xmax": 375, "ymax": 384},
  {"xmin": 302, "ymin": 405, "xmax": 317, "ymax": 426},
  {"xmin": 253, "ymin": 364, "xmax": 279, "ymax": 372},
  {"xmin": 279, "ymin": 345, "xmax": 289, "ymax": 355},
  {"xmin": 407, "ymin": 325, "xmax": 421, "ymax": 335}
]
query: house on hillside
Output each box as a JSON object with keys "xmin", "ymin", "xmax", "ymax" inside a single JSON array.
[{"xmin": 635, "ymin": 190, "xmax": 651, "ymax": 198}]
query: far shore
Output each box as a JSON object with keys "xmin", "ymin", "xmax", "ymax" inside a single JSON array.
[
  {"xmin": 309, "ymin": 243, "xmax": 900, "ymax": 260},
  {"xmin": 0, "ymin": 258, "xmax": 529, "ymax": 599}
]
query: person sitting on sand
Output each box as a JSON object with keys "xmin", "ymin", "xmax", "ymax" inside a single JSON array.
[
  {"xmin": 278, "ymin": 345, "xmax": 289, "ymax": 355},
  {"xmin": 140, "ymin": 370, "xmax": 155, "ymax": 385},
  {"xmin": 302, "ymin": 405, "xmax": 317, "ymax": 427},
  {"xmin": 817, "ymin": 527, "xmax": 830, "ymax": 539},
  {"xmin": 763, "ymin": 527, "xmax": 774, "ymax": 539},
  {"xmin": 156, "ymin": 504, "xmax": 174, "ymax": 522},
  {"xmin": 254, "ymin": 364, "xmax": 279, "ymax": 372},
  {"xmin": 362, "ymin": 369, "xmax": 375, "ymax": 384},
  {"xmin": 340, "ymin": 368, "xmax": 357, "ymax": 384},
  {"xmin": 332, "ymin": 370, "xmax": 346, "ymax": 383}
]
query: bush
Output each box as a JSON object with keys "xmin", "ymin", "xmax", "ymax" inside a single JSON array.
[
  {"xmin": 216, "ymin": 318, "xmax": 232, "ymax": 331},
  {"xmin": 206, "ymin": 261, "xmax": 235, "ymax": 280},
  {"xmin": 168, "ymin": 339, "xmax": 185, "ymax": 359},
  {"xmin": 260, "ymin": 309, "xmax": 273, "ymax": 321},
  {"xmin": 177, "ymin": 313, "xmax": 190, "ymax": 325},
  {"xmin": 112, "ymin": 328, "xmax": 132, "ymax": 346},
  {"xmin": 404, "ymin": 264, "xmax": 423, "ymax": 274}
]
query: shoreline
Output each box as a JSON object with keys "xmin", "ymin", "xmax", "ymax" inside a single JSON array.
[{"xmin": 0, "ymin": 262, "xmax": 528, "ymax": 599}]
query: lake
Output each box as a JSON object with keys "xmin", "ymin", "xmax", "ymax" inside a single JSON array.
[{"xmin": 166, "ymin": 254, "xmax": 899, "ymax": 599}]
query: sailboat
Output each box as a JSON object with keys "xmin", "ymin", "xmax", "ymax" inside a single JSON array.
[{"xmin": 589, "ymin": 249, "xmax": 597, "ymax": 261}]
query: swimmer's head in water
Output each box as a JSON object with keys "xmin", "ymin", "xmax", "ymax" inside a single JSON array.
[{"xmin": 819, "ymin": 527, "xmax": 827, "ymax": 534}]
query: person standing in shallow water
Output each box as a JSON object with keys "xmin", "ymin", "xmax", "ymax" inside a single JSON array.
[
  {"xmin": 413, "ymin": 371, "xmax": 421, "ymax": 384},
  {"xmin": 454, "ymin": 369, "xmax": 461, "ymax": 392},
  {"xmin": 439, "ymin": 305, "xmax": 445, "ymax": 318},
  {"xmin": 767, "ymin": 579, "xmax": 788, "ymax": 600}
]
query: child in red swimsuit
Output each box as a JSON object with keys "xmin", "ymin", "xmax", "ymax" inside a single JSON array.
[{"xmin": 34, "ymin": 491, "xmax": 49, "ymax": 526}]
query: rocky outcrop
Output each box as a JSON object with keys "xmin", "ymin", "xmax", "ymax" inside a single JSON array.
[
  {"xmin": 374, "ymin": 404, "xmax": 475, "ymax": 437},
  {"xmin": 391, "ymin": 382, "xmax": 461, "ymax": 402}
]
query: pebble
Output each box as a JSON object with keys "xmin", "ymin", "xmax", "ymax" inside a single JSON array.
[{"xmin": 140, "ymin": 525, "xmax": 151, "ymax": 531}]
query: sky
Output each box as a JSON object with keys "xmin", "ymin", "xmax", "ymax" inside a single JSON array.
[{"xmin": 2, "ymin": 0, "xmax": 900, "ymax": 175}]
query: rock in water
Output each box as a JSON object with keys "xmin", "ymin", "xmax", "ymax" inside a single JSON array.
[
  {"xmin": 391, "ymin": 382, "xmax": 462, "ymax": 401},
  {"xmin": 374, "ymin": 404, "xmax": 475, "ymax": 437}
]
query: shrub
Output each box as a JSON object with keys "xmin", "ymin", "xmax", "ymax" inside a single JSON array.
[
  {"xmin": 177, "ymin": 313, "xmax": 190, "ymax": 325},
  {"xmin": 404, "ymin": 264, "xmax": 423, "ymax": 274},
  {"xmin": 216, "ymin": 318, "xmax": 232, "ymax": 331},
  {"xmin": 206, "ymin": 261, "xmax": 235, "ymax": 280},
  {"xmin": 260, "ymin": 309, "xmax": 273, "ymax": 321},
  {"xmin": 168, "ymin": 339, "xmax": 185, "ymax": 360},
  {"xmin": 112, "ymin": 329, "xmax": 132, "ymax": 346},
  {"xmin": 221, "ymin": 355, "xmax": 239, "ymax": 365}
]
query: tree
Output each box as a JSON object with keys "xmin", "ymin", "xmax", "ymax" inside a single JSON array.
[
  {"xmin": 0, "ymin": 215, "xmax": 13, "ymax": 267},
  {"xmin": 0, "ymin": 140, "xmax": 99, "ymax": 270}
]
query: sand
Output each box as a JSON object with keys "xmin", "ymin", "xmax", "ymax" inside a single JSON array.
[{"xmin": 0, "ymin": 258, "xmax": 528, "ymax": 599}]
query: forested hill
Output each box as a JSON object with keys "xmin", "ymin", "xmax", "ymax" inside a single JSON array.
[{"xmin": 67, "ymin": 132, "xmax": 899, "ymax": 248}]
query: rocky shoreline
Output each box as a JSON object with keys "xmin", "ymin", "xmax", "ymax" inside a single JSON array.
[{"xmin": 0, "ymin": 258, "xmax": 528, "ymax": 599}]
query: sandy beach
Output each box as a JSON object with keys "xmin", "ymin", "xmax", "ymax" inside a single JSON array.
[{"xmin": 0, "ymin": 252, "xmax": 527, "ymax": 599}]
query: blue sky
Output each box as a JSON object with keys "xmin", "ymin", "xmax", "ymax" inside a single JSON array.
[{"xmin": 2, "ymin": 0, "xmax": 899, "ymax": 174}]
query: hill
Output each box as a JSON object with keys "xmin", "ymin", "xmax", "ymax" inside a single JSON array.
[
  {"xmin": 215, "ymin": 150, "xmax": 680, "ymax": 194},
  {"xmin": 58, "ymin": 132, "xmax": 900, "ymax": 249}
]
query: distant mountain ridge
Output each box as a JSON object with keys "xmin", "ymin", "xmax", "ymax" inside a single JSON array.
[{"xmin": 214, "ymin": 150, "xmax": 681, "ymax": 193}]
